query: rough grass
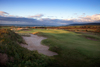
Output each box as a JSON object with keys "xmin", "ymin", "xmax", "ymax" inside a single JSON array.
[{"xmin": 0, "ymin": 29, "xmax": 52, "ymax": 67}]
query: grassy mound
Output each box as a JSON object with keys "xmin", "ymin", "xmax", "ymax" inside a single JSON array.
[{"xmin": 0, "ymin": 29, "xmax": 51, "ymax": 67}]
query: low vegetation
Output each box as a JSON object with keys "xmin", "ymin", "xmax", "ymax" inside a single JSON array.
[
  {"xmin": 0, "ymin": 29, "xmax": 52, "ymax": 67},
  {"xmin": 1, "ymin": 25, "xmax": 100, "ymax": 33},
  {"xmin": 0, "ymin": 26, "xmax": 100, "ymax": 67}
]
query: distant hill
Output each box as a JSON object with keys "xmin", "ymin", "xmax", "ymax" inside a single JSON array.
[
  {"xmin": 0, "ymin": 24, "xmax": 56, "ymax": 27},
  {"xmin": 68, "ymin": 23, "xmax": 100, "ymax": 26}
]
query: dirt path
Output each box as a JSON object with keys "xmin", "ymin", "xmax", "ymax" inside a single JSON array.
[{"xmin": 20, "ymin": 34, "xmax": 58, "ymax": 56}]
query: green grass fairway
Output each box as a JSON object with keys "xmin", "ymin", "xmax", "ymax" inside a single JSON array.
[{"xmin": 16, "ymin": 29, "xmax": 100, "ymax": 67}]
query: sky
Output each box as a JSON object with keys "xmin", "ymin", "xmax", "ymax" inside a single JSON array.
[{"xmin": 0, "ymin": 0, "xmax": 100, "ymax": 26}]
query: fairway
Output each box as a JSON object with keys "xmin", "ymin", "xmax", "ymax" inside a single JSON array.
[{"xmin": 16, "ymin": 29, "xmax": 100, "ymax": 67}]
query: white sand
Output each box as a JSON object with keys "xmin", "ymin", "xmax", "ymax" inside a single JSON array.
[{"xmin": 20, "ymin": 34, "xmax": 58, "ymax": 56}]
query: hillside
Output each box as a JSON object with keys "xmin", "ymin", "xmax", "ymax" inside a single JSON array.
[
  {"xmin": 68, "ymin": 23, "xmax": 100, "ymax": 26},
  {"xmin": 0, "ymin": 29, "xmax": 51, "ymax": 67}
]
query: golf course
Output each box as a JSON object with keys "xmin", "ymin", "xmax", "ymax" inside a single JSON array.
[
  {"xmin": 0, "ymin": 0, "xmax": 100, "ymax": 66},
  {"xmin": 0, "ymin": 27, "xmax": 100, "ymax": 67},
  {"xmin": 18, "ymin": 29, "xmax": 100, "ymax": 67}
]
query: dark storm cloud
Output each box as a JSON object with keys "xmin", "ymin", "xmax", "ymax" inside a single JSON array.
[
  {"xmin": 0, "ymin": 16, "xmax": 38, "ymax": 22},
  {"xmin": 0, "ymin": 16, "xmax": 75, "ymax": 25}
]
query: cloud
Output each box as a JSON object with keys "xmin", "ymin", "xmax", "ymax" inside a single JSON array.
[
  {"xmin": 83, "ymin": 13, "xmax": 85, "ymax": 15},
  {"xmin": 81, "ymin": 13, "xmax": 85, "ymax": 17},
  {"xmin": 0, "ymin": 16, "xmax": 38, "ymax": 22},
  {"xmin": 0, "ymin": 11, "xmax": 9, "ymax": 17},
  {"xmin": 0, "ymin": 16, "xmax": 74, "ymax": 26},
  {"xmin": 29, "ymin": 14, "xmax": 44, "ymax": 18},
  {"xmin": 74, "ymin": 13, "xmax": 77, "ymax": 15},
  {"xmin": 77, "ymin": 14, "xmax": 100, "ymax": 22},
  {"xmin": 40, "ymin": 18, "xmax": 74, "ymax": 25},
  {"xmin": 0, "ymin": 11, "xmax": 9, "ymax": 15},
  {"xmin": 0, "ymin": 11, "xmax": 100, "ymax": 26},
  {"xmin": 0, "ymin": 11, "xmax": 22, "ymax": 18}
]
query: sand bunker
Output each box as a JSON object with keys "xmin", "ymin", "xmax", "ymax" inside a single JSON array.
[{"xmin": 20, "ymin": 34, "xmax": 58, "ymax": 56}]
